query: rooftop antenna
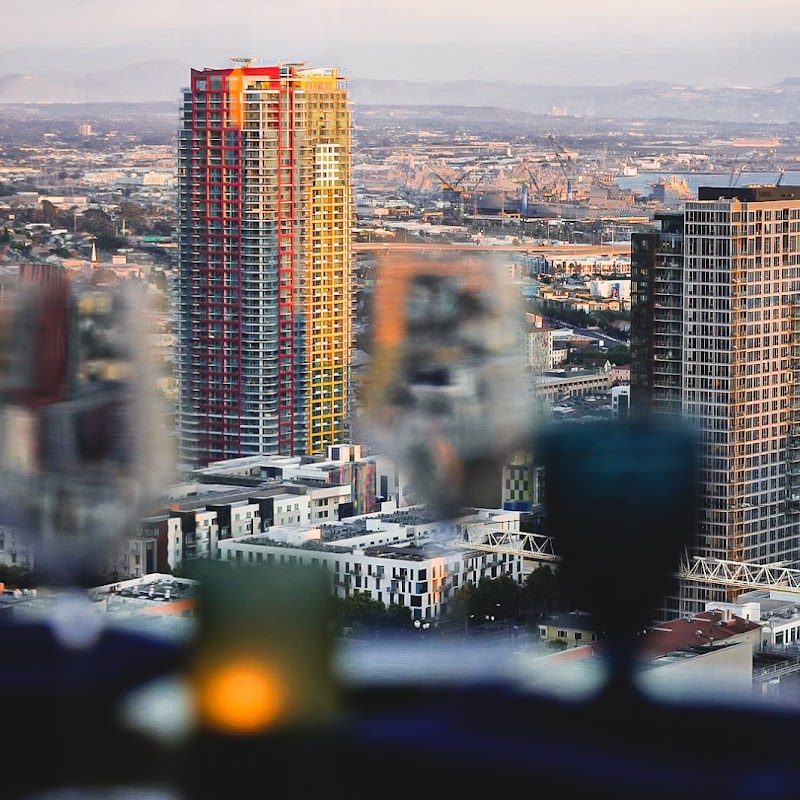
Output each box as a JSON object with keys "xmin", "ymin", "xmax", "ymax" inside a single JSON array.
[
  {"xmin": 776, "ymin": 168, "xmax": 786, "ymax": 187},
  {"xmin": 230, "ymin": 56, "xmax": 256, "ymax": 68}
]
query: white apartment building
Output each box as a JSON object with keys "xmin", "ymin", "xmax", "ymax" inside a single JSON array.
[
  {"xmin": 708, "ymin": 590, "xmax": 800, "ymax": 649},
  {"xmin": 589, "ymin": 279, "xmax": 631, "ymax": 301},
  {"xmin": 611, "ymin": 385, "xmax": 631, "ymax": 419},
  {"xmin": 523, "ymin": 313, "xmax": 554, "ymax": 375},
  {"xmin": 217, "ymin": 507, "xmax": 525, "ymax": 622},
  {"xmin": 0, "ymin": 525, "xmax": 34, "ymax": 570}
]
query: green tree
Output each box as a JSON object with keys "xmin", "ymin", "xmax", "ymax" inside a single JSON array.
[
  {"xmin": 450, "ymin": 582, "xmax": 479, "ymax": 630},
  {"xmin": 41, "ymin": 199, "xmax": 62, "ymax": 226},
  {"xmin": 0, "ymin": 564, "xmax": 45, "ymax": 590},
  {"xmin": 152, "ymin": 269, "xmax": 168, "ymax": 292},
  {"xmin": 449, "ymin": 577, "xmax": 523, "ymax": 631},
  {"xmin": 566, "ymin": 348, "xmax": 607, "ymax": 367},
  {"xmin": 384, "ymin": 602, "xmax": 413, "ymax": 631},
  {"xmin": 473, "ymin": 575, "xmax": 521, "ymax": 622},
  {"xmin": 172, "ymin": 558, "xmax": 211, "ymax": 580},
  {"xmin": 521, "ymin": 565, "xmax": 561, "ymax": 621},
  {"xmin": 336, "ymin": 591, "xmax": 390, "ymax": 635},
  {"xmin": 119, "ymin": 201, "xmax": 147, "ymax": 234},
  {"xmin": 605, "ymin": 344, "xmax": 630, "ymax": 365},
  {"xmin": 152, "ymin": 219, "xmax": 174, "ymax": 237}
]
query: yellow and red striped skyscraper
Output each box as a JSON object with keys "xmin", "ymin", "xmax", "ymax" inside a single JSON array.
[{"xmin": 176, "ymin": 62, "xmax": 353, "ymax": 467}]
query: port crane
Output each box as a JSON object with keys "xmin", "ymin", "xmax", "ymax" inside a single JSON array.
[
  {"xmin": 452, "ymin": 524, "xmax": 800, "ymax": 596},
  {"xmin": 424, "ymin": 163, "xmax": 461, "ymax": 217},
  {"xmin": 459, "ymin": 169, "xmax": 491, "ymax": 217},
  {"xmin": 546, "ymin": 133, "xmax": 578, "ymax": 201},
  {"xmin": 729, "ymin": 148, "xmax": 780, "ymax": 187},
  {"xmin": 427, "ymin": 163, "xmax": 467, "ymax": 200},
  {"xmin": 729, "ymin": 151, "xmax": 754, "ymax": 187},
  {"xmin": 511, "ymin": 159, "xmax": 546, "ymax": 200},
  {"xmin": 426, "ymin": 162, "xmax": 487, "ymax": 220},
  {"xmin": 396, "ymin": 167, "xmax": 426, "ymax": 204}
]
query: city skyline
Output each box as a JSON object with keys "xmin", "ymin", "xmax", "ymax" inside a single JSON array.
[{"xmin": 5, "ymin": 0, "xmax": 800, "ymax": 87}]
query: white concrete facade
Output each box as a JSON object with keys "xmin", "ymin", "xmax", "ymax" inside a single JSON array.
[{"xmin": 216, "ymin": 507, "xmax": 525, "ymax": 621}]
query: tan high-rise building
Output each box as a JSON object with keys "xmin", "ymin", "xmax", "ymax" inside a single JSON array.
[
  {"xmin": 633, "ymin": 186, "xmax": 800, "ymax": 616},
  {"xmin": 176, "ymin": 62, "xmax": 353, "ymax": 468}
]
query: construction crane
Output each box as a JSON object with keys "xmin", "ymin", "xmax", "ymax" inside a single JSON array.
[
  {"xmin": 730, "ymin": 148, "xmax": 780, "ymax": 187},
  {"xmin": 511, "ymin": 160, "xmax": 545, "ymax": 199},
  {"xmin": 450, "ymin": 166, "xmax": 480, "ymax": 193},
  {"xmin": 546, "ymin": 133, "xmax": 577, "ymax": 201},
  {"xmin": 423, "ymin": 163, "xmax": 475, "ymax": 222},
  {"xmin": 729, "ymin": 151, "xmax": 754, "ymax": 187},
  {"xmin": 396, "ymin": 166, "xmax": 426, "ymax": 204},
  {"xmin": 430, "ymin": 163, "xmax": 483, "ymax": 210},
  {"xmin": 511, "ymin": 160, "xmax": 547, "ymax": 217},
  {"xmin": 460, "ymin": 169, "xmax": 490, "ymax": 217},
  {"xmin": 426, "ymin": 164, "xmax": 452, "ymax": 191},
  {"xmin": 425, "ymin": 164, "xmax": 459, "ymax": 205},
  {"xmin": 727, "ymin": 153, "xmax": 741, "ymax": 186},
  {"xmin": 452, "ymin": 526, "xmax": 800, "ymax": 595}
]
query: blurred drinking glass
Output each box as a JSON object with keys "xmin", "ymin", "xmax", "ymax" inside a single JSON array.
[
  {"xmin": 359, "ymin": 255, "xmax": 531, "ymax": 518},
  {"xmin": 0, "ymin": 265, "xmax": 173, "ymax": 587}
]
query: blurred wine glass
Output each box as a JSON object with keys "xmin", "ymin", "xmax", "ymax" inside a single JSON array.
[
  {"xmin": 358, "ymin": 255, "xmax": 532, "ymax": 518},
  {"xmin": 0, "ymin": 265, "xmax": 174, "ymax": 589}
]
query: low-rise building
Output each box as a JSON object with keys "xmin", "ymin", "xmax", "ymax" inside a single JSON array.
[
  {"xmin": 538, "ymin": 611, "xmax": 598, "ymax": 648},
  {"xmin": 639, "ymin": 610, "xmax": 762, "ymax": 656},
  {"xmin": 610, "ymin": 365, "xmax": 631, "ymax": 385},
  {"xmin": 611, "ymin": 385, "xmax": 631, "ymax": 419},
  {"xmin": 523, "ymin": 313, "xmax": 554, "ymax": 375},
  {"xmin": 217, "ymin": 506, "xmax": 525, "ymax": 622},
  {"xmin": 196, "ymin": 444, "xmax": 377, "ymax": 517},
  {"xmin": 534, "ymin": 368, "xmax": 614, "ymax": 402},
  {"xmin": 708, "ymin": 591, "xmax": 800, "ymax": 650},
  {"xmin": 0, "ymin": 525, "xmax": 35, "ymax": 569}
]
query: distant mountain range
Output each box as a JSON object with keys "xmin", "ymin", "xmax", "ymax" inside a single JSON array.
[
  {"xmin": 0, "ymin": 60, "xmax": 190, "ymax": 103},
  {"xmin": 3, "ymin": 60, "xmax": 800, "ymax": 123}
]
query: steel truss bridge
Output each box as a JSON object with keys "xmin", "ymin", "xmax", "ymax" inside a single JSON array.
[{"xmin": 454, "ymin": 526, "xmax": 800, "ymax": 596}]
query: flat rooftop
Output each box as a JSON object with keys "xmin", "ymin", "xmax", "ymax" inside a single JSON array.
[
  {"xmin": 6, "ymin": 575, "xmax": 198, "ymax": 639},
  {"xmin": 697, "ymin": 185, "xmax": 800, "ymax": 202}
]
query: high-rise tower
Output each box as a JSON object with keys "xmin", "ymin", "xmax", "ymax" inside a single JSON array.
[
  {"xmin": 632, "ymin": 186, "xmax": 800, "ymax": 616},
  {"xmin": 176, "ymin": 63, "xmax": 353, "ymax": 468},
  {"xmin": 630, "ymin": 212, "xmax": 685, "ymax": 418}
]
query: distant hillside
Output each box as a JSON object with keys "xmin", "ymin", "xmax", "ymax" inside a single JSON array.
[
  {"xmin": 348, "ymin": 79, "xmax": 800, "ymax": 124},
  {"xmin": 0, "ymin": 60, "xmax": 190, "ymax": 103},
  {"xmin": 3, "ymin": 62, "xmax": 800, "ymax": 124}
]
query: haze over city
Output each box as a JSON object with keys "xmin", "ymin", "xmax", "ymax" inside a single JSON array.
[{"xmin": 4, "ymin": 0, "xmax": 800, "ymax": 87}]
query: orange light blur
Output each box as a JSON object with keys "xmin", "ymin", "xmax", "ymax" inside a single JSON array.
[
  {"xmin": 196, "ymin": 657, "xmax": 286, "ymax": 734},
  {"xmin": 227, "ymin": 69, "xmax": 243, "ymax": 129},
  {"xmin": 432, "ymin": 434, "xmax": 464, "ymax": 485},
  {"xmin": 364, "ymin": 255, "xmax": 493, "ymax": 418}
]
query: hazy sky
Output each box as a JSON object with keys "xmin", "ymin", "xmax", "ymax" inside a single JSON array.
[{"xmin": 6, "ymin": 0, "xmax": 800, "ymax": 85}]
